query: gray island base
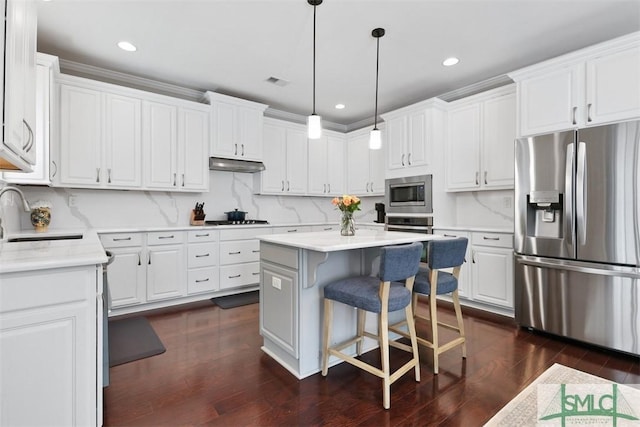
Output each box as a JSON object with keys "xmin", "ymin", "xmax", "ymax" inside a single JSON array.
[{"xmin": 258, "ymin": 229, "xmax": 444, "ymax": 379}]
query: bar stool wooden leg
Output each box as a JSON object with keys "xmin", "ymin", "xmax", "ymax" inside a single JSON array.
[
  {"xmin": 321, "ymin": 298, "xmax": 333, "ymax": 376},
  {"xmin": 429, "ymin": 270, "xmax": 440, "ymax": 374},
  {"xmin": 356, "ymin": 308, "xmax": 365, "ymax": 356},
  {"xmin": 379, "ymin": 305, "xmax": 391, "ymax": 409},
  {"xmin": 405, "ymin": 303, "xmax": 420, "ymax": 382},
  {"xmin": 452, "ymin": 289, "xmax": 467, "ymax": 358}
]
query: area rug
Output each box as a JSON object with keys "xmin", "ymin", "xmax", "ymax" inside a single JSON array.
[
  {"xmin": 108, "ymin": 316, "xmax": 166, "ymax": 367},
  {"xmin": 484, "ymin": 363, "xmax": 640, "ymax": 426},
  {"xmin": 211, "ymin": 290, "xmax": 259, "ymax": 309}
]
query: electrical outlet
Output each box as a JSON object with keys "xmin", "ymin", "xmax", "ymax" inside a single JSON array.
[
  {"xmin": 503, "ymin": 196, "xmax": 512, "ymax": 209},
  {"xmin": 272, "ymin": 277, "xmax": 282, "ymax": 290},
  {"xmin": 68, "ymin": 195, "xmax": 77, "ymax": 207}
]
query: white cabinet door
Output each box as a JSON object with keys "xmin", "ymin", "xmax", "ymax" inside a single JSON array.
[
  {"xmin": 517, "ymin": 64, "xmax": 582, "ymax": 136},
  {"xmin": 236, "ymin": 106, "xmax": 263, "ymax": 161},
  {"xmin": 261, "ymin": 121, "xmax": 288, "ymax": 193},
  {"xmin": 307, "ymin": 135, "xmax": 328, "ymax": 195},
  {"xmin": 386, "ymin": 115, "xmax": 407, "ymax": 170},
  {"xmin": 326, "ymin": 134, "xmax": 345, "ymax": 196},
  {"xmin": 586, "ymin": 45, "xmax": 640, "ymax": 125},
  {"xmin": 107, "ymin": 247, "xmax": 146, "ymax": 308},
  {"xmin": 368, "ymin": 142, "xmax": 385, "ymax": 195},
  {"xmin": 447, "ymin": 103, "xmax": 481, "ymax": 190},
  {"xmin": 285, "ymin": 126, "xmax": 308, "ymax": 194},
  {"xmin": 482, "ymin": 93, "xmax": 516, "ymax": 189},
  {"xmin": 471, "ymin": 246, "xmax": 514, "ymax": 309},
  {"xmin": 143, "ymin": 100, "xmax": 178, "ymax": 189},
  {"xmin": 178, "ymin": 106, "xmax": 209, "ymax": 191},
  {"xmin": 346, "ymin": 132, "xmax": 369, "ymax": 195},
  {"xmin": 210, "ymin": 99, "xmax": 236, "ymax": 158},
  {"xmin": 104, "ymin": 93, "xmax": 142, "ymax": 188},
  {"xmin": 59, "ymin": 84, "xmax": 102, "ymax": 186},
  {"xmin": 407, "ymin": 109, "xmax": 429, "ymax": 168},
  {"xmin": 146, "ymin": 244, "xmax": 185, "ymax": 301}
]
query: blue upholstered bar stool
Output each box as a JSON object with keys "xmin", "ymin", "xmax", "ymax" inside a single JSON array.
[
  {"xmin": 390, "ymin": 237, "xmax": 469, "ymax": 374},
  {"xmin": 321, "ymin": 241, "xmax": 423, "ymax": 410}
]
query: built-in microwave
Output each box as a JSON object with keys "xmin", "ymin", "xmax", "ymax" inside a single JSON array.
[{"xmin": 385, "ymin": 175, "xmax": 433, "ymax": 215}]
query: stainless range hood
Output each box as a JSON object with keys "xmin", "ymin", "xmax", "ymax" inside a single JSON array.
[{"xmin": 209, "ymin": 157, "xmax": 265, "ymax": 173}]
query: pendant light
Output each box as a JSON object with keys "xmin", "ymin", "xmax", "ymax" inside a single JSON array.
[
  {"xmin": 307, "ymin": 0, "xmax": 323, "ymax": 139},
  {"xmin": 369, "ymin": 27, "xmax": 385, "ymax": 150}
]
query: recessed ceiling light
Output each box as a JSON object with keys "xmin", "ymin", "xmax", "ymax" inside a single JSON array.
[
  {"xmin": 117, "ymin": 41, "xmax": 137, "ymax": 52},
  {"xmin": 443, "ymin": 57, "xmax": 459, "ymax": 67},
  {"xmin": 335, "ymin": 104, "xmax": 345, "ymax": 110}
]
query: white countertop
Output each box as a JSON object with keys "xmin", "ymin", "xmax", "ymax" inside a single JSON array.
[
  {"xmin": 434, "ymin": 225, "xmax": 513, "ymax": 234},
  {"xmin": 259, "ymin": 229, "xmax": 445, "ymax": 252},
  {"xmin": 0, "ymin": 230, "xmax": 108, "ymax": 274}
]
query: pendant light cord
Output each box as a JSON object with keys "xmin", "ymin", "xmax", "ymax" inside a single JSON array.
[
  {"xmin": 312, "ymin": 3, "xmax": 317, "ymax": 115},
  {"xmin": 374, "ymin": 35, "xmax": 380, "ymax": 129}
]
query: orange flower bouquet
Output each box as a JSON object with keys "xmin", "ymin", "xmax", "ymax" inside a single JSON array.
[{"xmin": 332, "ymin": 195, "xmax": 361, "ymax": 236}]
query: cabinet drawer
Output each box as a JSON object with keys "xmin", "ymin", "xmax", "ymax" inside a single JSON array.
[
  {"xmin": 187, "ymin": 267, "xmax": 219, "ymax": 294},
  {"xmin": 219, "ymin": 262, "xmax": 260, "ymax": 290},
  {"xmin": 100, "ymin": 232, "xmax": 143, "ymax": 248},
  {"xmin": 147, "ymin": 231, "xmax": 185, "ymax": 245},
  {"xmin": 272, "ymin": 226, "xmax": 312, "ymax": 234},
  {"xmin": 434, "ymin": 229, "xmax": 471, "ymax": 240},
  {"xmin": 188, "ymin": 229, "xmax": 218, "ymax": 243},
  {"xmin": 188, "ymin": 242, "xmax": 218, "ymax": 268},
  {"xmin": 471, "ymin": 232, "xmax": 512, "ymax": 248},
  {"xmin": 219, "ymin": 240, "xmax": 261, "ymax": 265}
]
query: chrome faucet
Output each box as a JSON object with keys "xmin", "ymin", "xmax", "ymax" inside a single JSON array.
[{"xmin": 0, "ymin": 186, "xmax": 31, "ymax": 240}]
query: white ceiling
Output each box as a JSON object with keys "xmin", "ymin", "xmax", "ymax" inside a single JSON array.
[{"xmin": 36, "ymin": 0, "xmax": 640, "ymax": 128}]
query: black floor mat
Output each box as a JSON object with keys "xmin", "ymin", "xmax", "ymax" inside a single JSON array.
[
  {"xmin": 108, "ymin": 316, "xmax": 166, "ymax": 367},
  {"xmin": 211, "ymin": 290, "xmax": 259, "ymax": 309}
]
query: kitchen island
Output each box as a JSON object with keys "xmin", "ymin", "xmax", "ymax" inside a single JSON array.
[{"xmin": 258, "ymin": 229, "xmax": 443, "ymax": 379}]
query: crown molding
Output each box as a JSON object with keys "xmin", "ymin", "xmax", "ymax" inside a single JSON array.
[
  {"xmin": 437, "ymin": 74, "xmax": 514, "ymax": 103},
  {"xmin": 264, "ymin": 108, "xmax": 347, "ymax": 133},
  {"xmin": 58, "ymin": 59, "xmax": 205, "ymax": 102}
]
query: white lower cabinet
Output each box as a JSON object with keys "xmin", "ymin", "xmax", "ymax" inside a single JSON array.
[
  {"xmin": 187, "ymin": 229, "xmax": 219, "ymax": 294},
  {"xmin": 0, "ymin": 265, "xmax": 102, "ymax": 427},
  {"xmin": 434, "ymin": 228, "xmax": 514, "ymax": 315},
  {"xmin": 101, "ymin": 232, "xmax": 145, "ymax": 309},
  {"xmin": 219, "ymin": 228, "xmax": 264, "ymax": 290},
  {"xmin": 146, "ymin": 231, "xmax": 186, "ymax": 301}
]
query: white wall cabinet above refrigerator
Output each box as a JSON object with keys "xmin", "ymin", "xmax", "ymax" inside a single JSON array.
[
  {"xmin": 0, "ymin": 0, "xmax": 38, "ymax": 172},
  {"xmin": 381, "ymin": 98, "xmax": 447, "ymax": 179},
  {"xmin": 205, "ymin": 91, "xmax": 268, "ymax": 162},
  {"xmin": 446, "ymin": 85, "xmax": 516, "ymax": 192},
  {"xmin": 511, "ymin": 32, "xmax": 640, "ymax": 137}
]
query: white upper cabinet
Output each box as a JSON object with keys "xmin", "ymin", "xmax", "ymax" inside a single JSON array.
[
  {"xmin": 346, "ymin": 127, "xmax": 384, "ymax": 196},
  {"xmin": 205, "ymin": 91, "xmax": 268, "ymax": 162},
  {"xmin": 0, "ymin": 0, "xmax": 37, "ymax": 171},
  {"xmin": 2, "ymin": 54, "xmax": 58, "ymax": 185},
  {"xmin": 511, "ymin": 32, "xmax": 640, "ymax": 137},
  {"xmin": 446, "ymin": 85, "xmax": 516, "ymax": 192},
  {"xmin": 307, "ymin": 132, "xmax": 345, "ymax": 196},
  {"xmin": 54, "ymin": 74, "xmax": 209, "ymax": 192},
  {"xmin": 258, "ymin": 118, "xmax": 308, "ymax": 195},
  {"xmin": 381, "ymin": 99, "xmax": 447, "ymax": 177}
]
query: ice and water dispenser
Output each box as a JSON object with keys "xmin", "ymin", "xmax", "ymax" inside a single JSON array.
[{"xmin": 526, "ymin": 190, "xmax": 564, "ymax": 239}]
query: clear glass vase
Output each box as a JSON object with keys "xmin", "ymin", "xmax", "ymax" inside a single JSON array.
[{"xmin": 340, "ymin": 211, "xmax": 355, "ymax": 236}]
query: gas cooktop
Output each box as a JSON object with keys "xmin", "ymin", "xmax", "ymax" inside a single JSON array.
[{"xmin": 204, "ymin": 220, "xmax": 269, "ymax": 226}]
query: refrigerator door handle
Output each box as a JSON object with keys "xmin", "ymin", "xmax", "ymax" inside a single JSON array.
[
  {"xmin": 564, "ymin": 142, "xmax": 575, "ymax": 249},
  {"xmin": 517, "ymin": 255, "xmax": 640, "ymax": 279},
  {"xmin": 576, "ymin": 141, "xmax": 587, "ymax": 245}
]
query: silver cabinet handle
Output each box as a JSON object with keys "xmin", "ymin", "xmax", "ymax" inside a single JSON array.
[
  {"xmin": 96, "ymin": 168, "xmax": 100, "ymax": 183},
  {"xmin": 22, "ymin": 119, "xmax": 34, "ymax": 151},
  {"xmin": 195, "ymin": 233, "xmax": 210, "ymax": 237},
  {"xmin": 158, "ymin": 235, "xmax": 175, "ymax": 239},
  {"xmin": 327, "ymin": 183, "xmax": 331, "ymax": 193},
  {"xmin": 482, "ymin": 236, "xmax": 500, "ymax": 241},
  {"xmin": 572, "ymin": 106, "xmax": 577, "ymax": 125},
  {"xmin": 252, "ymin": 272, "xmax": 260, "ymax": 276},
  {"xmin": 241, "ymin": 144, "xmax": 245, "ymax": 156},
  {"xmin": 370, "ymin": 182, "xmax": 374, "ymax": 192},
  {"xmin": 113, "ymin": 237, "xmax": 132, "ymax": 241},
  {"xmin": 287, "ymin": 229, "xmax": 298, "ymax": 232},
  {"xmin": 234, "ymin": 143, "xmax": 238, "ymax": 156},
  {"xmin": 587, "ymin": 103, "xmax": 592, "ymax": 122},
  {"xmin": 287, "ymin": 181, "xmax": 290, "ymax": 191},
  {"xmin": 108, "ymin": 168, "xmax": 112, "ymax": 183},
  {"xmin": 228, "ymin": 274, "xmax": 241, "ymax": 279},
  {"xmin": 472, "ymin": 250, "xmax": 476, "ymax": 263},
  {"xmin": 324, "ymin": 227, "xmax": 333, "ymax": 231},
  {"xmin": 252, "ymin": 249, "xmax": 260, "ymax": 253},
  {"xmin": 173, "ymin": 173, "xmax": 177, "ymax": 186},
  {"xmin": 281, "ymin": 180, "xmax": 284, "ymax": 191},
  {"xmin": 443, "ymin": 234, "xmax": 458, "ymax": 238},
  {"xmin": 195, "ymin": 278, "xmax": 210, "ymax": 283},
  {"xmin": 229, "ymin": 251, "xmax": 241, "ymax": 255},
  {"xmin": 195, "ymin": 253, "xmax": 210, "ymax": 258},
  {"xmin": 323, "ymin": 183, "xmax": 326, "ymax": 193},
  {"xmin": 484, "ymin": 171, "xmax": 488, "ymax": 185},
  {"xmin": 137, "ymin": 252, "xmax": 141, "ymax": 266},
  {"xmin": 407, "ymin": 153, "xmax": 412, "ymax": 165},
  {"xmin": 401, "ymin": 154, "xmax": 405, "ymax": 166},
  {"xmin": 475, "ymin": 172, "xmax": 479, "ymax": 185},
  {"xmin": 182, "ymin": 173, "xmax": 185, "ymax": 187},
  {"xmin": 50, "ymin": 160, "xmax": 57, "ymax": 178}
]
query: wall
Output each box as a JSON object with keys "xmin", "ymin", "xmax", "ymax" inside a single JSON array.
[
  {"xmin": 2, "ymin": 173, "xmax": 382, "ymax": 233},
  {"xmin": 454, "ymin": 189, "xmax": 514, "ymax": 229}
]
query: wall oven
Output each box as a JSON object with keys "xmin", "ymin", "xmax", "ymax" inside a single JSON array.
[
  {"xmin": 386, "ymin": 216, "xmax": 433, "ymax": 263},
  {"xmin": 385, "ymin": 175, "xmax": 432, "ymax": 215}
]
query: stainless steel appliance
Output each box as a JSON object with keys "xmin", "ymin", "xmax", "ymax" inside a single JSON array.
[
  {"xmin": 514, "ymin": 120, "xmax": 640, "ymax": 356},
  {"xmin": 386, "ymin": 216, "xmax": 433, "ymax": 263},
  {"xmin": 385, "ymin": 175, "xmax": 432, "ymax": 215}
]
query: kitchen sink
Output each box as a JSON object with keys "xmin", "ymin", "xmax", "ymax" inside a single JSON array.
[{"xmin": 7, "ymin": 233, "xmax": 83, "ymax": 243}]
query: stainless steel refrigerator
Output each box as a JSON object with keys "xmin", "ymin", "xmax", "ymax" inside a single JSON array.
[{"xmin": 514, "ymin": 120, "xmax": 640, "ymax": 356}]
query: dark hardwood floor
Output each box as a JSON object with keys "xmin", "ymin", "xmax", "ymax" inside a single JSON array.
[{"xmin": 104, "ymin": 300, "xmax": 640, "ymax": 426}]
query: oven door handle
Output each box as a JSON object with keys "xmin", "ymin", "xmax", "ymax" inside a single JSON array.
[{"xmin": 386, "ymin": 225, "xmax": 432, "ymax": 232}]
